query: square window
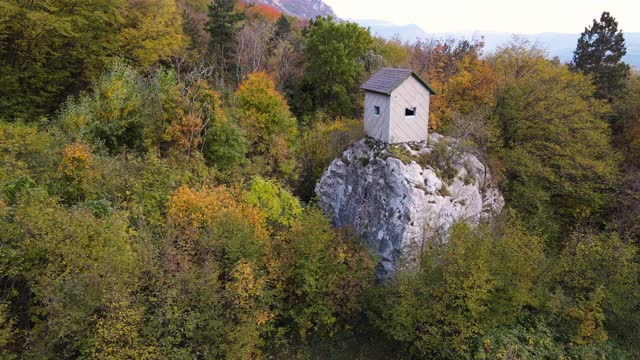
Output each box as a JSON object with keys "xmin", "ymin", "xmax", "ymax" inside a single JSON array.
[
  {"xmin": 374, "ymin": 106, "xmax": 381, "ymax": 116},
  {"xmin": 405, "ymin": 107, "xmax": 416, "ymax": 117}
]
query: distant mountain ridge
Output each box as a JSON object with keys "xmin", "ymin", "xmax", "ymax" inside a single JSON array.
[
  {"xmin": 250, "ymin": 0, "xmax": 335, "ymax": 19},
  {"xmin": 479, "ymin": 32, "xmax": 640, "ymax": 68},
  {"xmin": 354, "ymin": 20, "xmax": 640, "ymax": 68},
  {"xmin": 357, "ymin": 20, "xmax": 428, "ymax": 42},
  {"xmin": 249, "ymin": 0, "xmax": 639, "ymax": 67}
]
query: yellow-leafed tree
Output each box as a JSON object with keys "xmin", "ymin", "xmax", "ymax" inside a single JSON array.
[
  {"xmin": 235, "ymin": 72, "xmax": 298, "ymax": 180},
  {"xmin": 118, "ymin": 0, "xmax": 186, "ymax": 67}
]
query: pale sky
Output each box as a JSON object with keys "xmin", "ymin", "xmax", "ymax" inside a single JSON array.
[{"xmin": 323, "ymin": 0, "xmax": 640, "ymax": 34}]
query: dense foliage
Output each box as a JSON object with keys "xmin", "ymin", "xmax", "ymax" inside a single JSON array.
[
  {"xmin": 0, "ymin": 2, "xmax": 639, "ymax": 358},
  {"xmin": 491, "ymin": 43, "xmax": 620, "ymax": 243}
]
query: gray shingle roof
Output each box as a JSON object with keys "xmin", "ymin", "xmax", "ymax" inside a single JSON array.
[{"xmin": 360, "ymin": 68, "xmax": 436, "ymax": 95}]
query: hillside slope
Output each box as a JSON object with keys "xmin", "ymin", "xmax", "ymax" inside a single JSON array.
[{"xmin": 251, "ymin": 0, "xmax": 335, "ymax": 19}]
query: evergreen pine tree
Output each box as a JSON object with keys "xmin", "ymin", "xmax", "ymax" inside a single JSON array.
[
  {"xmin": 274, "ymin": 14, "xmax": 292, "ymax": 41},
  {"xmin": 571, "ymin": 12, "xmax": 629, "ymax": 100},
  {"xmin": 205, "ymin": 0, "xmax": 245, "ymax": 85}
]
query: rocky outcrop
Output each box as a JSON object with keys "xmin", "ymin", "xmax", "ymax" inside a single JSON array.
[{"xmin": 315, "ymin": 134, "xmax": 504, "ymax": 278}]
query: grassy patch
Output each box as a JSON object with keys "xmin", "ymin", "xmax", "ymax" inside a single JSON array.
[
  {"xmin": 438, "ymin": 184, "xmax": 451, "ymax": 197},
  {"xmin": 386, "ymin": 146, "xmax": 414, "ymax": 165}
]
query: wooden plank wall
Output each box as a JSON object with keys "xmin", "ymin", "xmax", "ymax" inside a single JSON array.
[
  {"xmin": 364, "ymin": 92, "xmax": 391, "ymax": 143},
  {"xmin": 389, "ymin": 76, "xmax": 430, "ymax": 143}
]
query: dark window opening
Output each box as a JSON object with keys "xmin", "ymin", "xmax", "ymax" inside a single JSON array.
[
  {"xmin": 405, "ymin": 107, "xmax": 417, "ymax": 117},
  {"xmin": 374, "ymin": 106, "xmax": 381, "ymax": 116}
]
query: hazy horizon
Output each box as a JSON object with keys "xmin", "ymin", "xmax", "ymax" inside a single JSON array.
[{"xmin": 323, "ymin": 0, "xmax": 640, "ymax": 34}]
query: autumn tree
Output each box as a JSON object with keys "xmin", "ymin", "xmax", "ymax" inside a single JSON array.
[
  {"xmin": 4, "ymin": 2, "xmax": 640, "ymax": 358},
  {"xmin": 490, "ymin": 41, "xmax": 620, "ymax": 242},
  {"xmin": 409, "ymin": 38, "xmax": 480, "ymax": 86},
  {"xmin": 367, "ymin": 217, "xmax": 546, "ymax": 358},
  {"xmin": 117, "ymin": 0, "xmax": 186, "ymax": 67},
  {"xmin": 241, "ymin": 2, "xmax": 281, "ymax": 22},
  {"xmin": 235, "ymin": 72, "xmax": 298, "ymax": 179},
  {"xmin": 57, "ymin": 143, "xmax": 94, "ymax": 204},
  {"xmin": 571, "ymin": 12, "xmax": 629, "ymax": 100},
  {"xmin": 58, "ymin": 60, "xmax": 231, "ymax": 159},
  {"xmin": 407, "ymin": 37, "xmax": 493, "ymax": 129},
  {"xmin": 164, "ymin": 78, "xmax": 226, "ymax": 159},
  {"xmin": 133, "ymin": 184, "xmax": 263, "ymax": 357},
  {"xmin": 430, "ymin": 51, "xmax": 496, "ymax": 128},
  {"xmin": 159, "ymin": 183, "xmax": 373, "ymax": 356}
]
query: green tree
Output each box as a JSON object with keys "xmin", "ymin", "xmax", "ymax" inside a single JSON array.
[
  {"xmin": 366, "ymin": 218, "xmax": 547, "ymax": 358},
  {"xmin": 0, "ymin": 122, "xmax": 59, "ymax": 188},
  {"xmin": 552, "ymin": 231, "xmax": 640, "ymax": 347},
  {"xmin": 376, "ymin": 37, "xmax": 410, "ymax": 68},
  {"xmin": 59, "ymin": 60, "xmax": 148, "ymax": 154},
  {"xmin": 297, "ymin": 116, "xmax": 363, "ymax": 201},
  {"xmin": 300, "ymin": 17, "xmax": 375, "ymax": 118},
  {"xmin": 0, "ymin": 303, "xmax": 16, "ymax": 359},
  {"xmin": 0, "ymin": 188, "xmax": 137, "ymax": 357},
  {"xmin": 88, "ymin": 292, "xmax": 158, "ymax": 360},
  {"xmin": 571, "ymin": 12, "xmax": 630, "ymax": 100},
  {"xmin": 0, "ymin": 0, "xmax": 186, "ymax": 121},
  {"xmin": 203, "ymin": 119, "xmax": 247, "ymax": 170},
  {"xmin": 273, "ymin": 14, "xmax": 292, "ymax": 41},
  {"xmin": 615, "ymin": 72, "xmax": 640, "ymax": 164},
  {"xmin": 491, "ymin": 42, "xmax": 620, "ymax": 242},
  {"xmin": 205, "ymin": 0, "xmax": 245, "ymax": 85},
  {"xmin": 279, "ymin": 208, "xmax": 375, "ymax": 341},
  {"xmin": 244, "ymin": 176, "xmax": 302, "ymax": 228},
  {"xmin": 0, "ymin": 0, "xmax": 122, "ymax": 120}
]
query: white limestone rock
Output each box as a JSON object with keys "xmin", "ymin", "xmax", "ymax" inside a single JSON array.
[{"xmin": 315, "ymin": 134, "xmax": 504, "ymax": 278}]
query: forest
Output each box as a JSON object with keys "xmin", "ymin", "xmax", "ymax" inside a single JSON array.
[{"xmin": 0, "ymin": 0, "xmax": 639, "ymax": 358}]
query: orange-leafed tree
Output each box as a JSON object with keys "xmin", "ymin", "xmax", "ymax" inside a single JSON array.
[
  {"xmin": 164, "ymin": 79, "xmax": 226, "ymax": 159},
  {"xmin": 163, "ymin": 184, "xmax": 272, "ymax": 357},
  {"xmin": 240, "ymin": 3, "xmax": 282, "ymax": 22},
  {"xmin": 430, "ymin": 54, "xmax": 497, "ymax": 128},
  {"xmin": 165, "ymin": 184, "xmax": 268, "ymax": 271},
  {"xmin": 409, "ymin": 38, "xmax": 496, "ymax": 129}
]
